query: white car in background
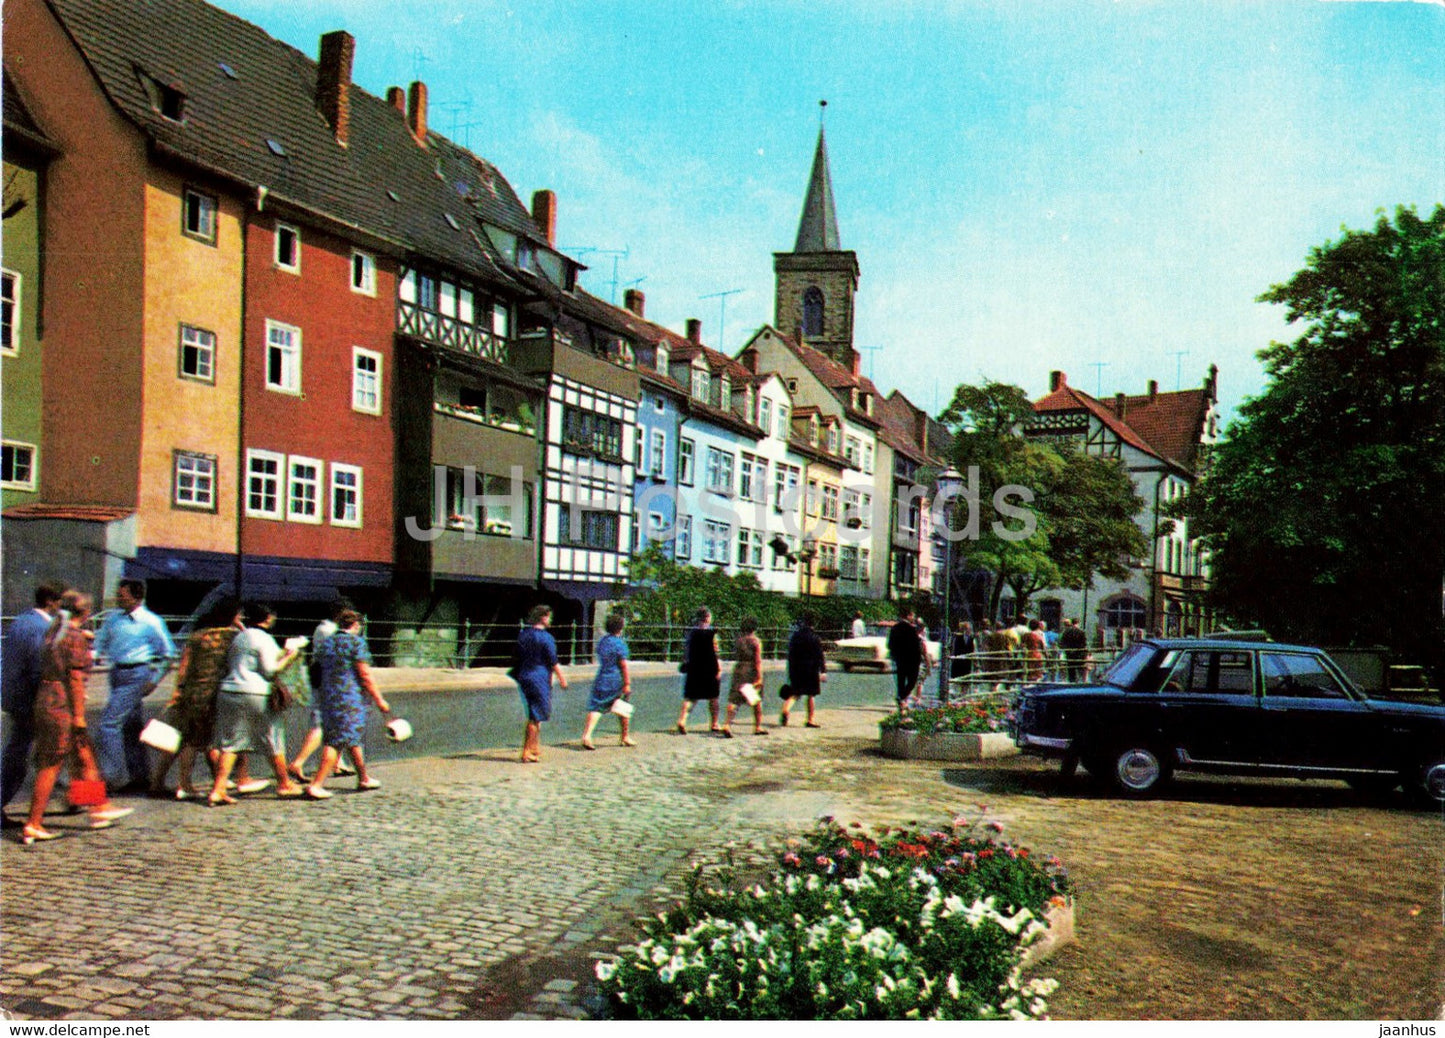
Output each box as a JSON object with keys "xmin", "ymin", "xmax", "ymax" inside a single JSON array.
[{"xmin": 828, "ymin": 621, "xmax": 941, "ymax": 673}]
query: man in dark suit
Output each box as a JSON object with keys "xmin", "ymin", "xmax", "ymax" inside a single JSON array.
[
  {"xmin": 2, "ymin": 583, "xmax": 64, "ymax": 826},
  {"xmin": 887, "ymin": 608, "xmax": 927, "ymax": 713},
  {"xmin": 1060, "ymin": 618, "xmax": 1089, "ymax": 683}
]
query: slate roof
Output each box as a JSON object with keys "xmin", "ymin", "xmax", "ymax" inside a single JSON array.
[
  {"xmin": 876, "ymin": 390, "xmax": 932, "ymax": 465},
  {"xmin": 794, "ymin": 126, "xmax": 841, "ymax": 252},
  {"xmin": 1033, "ymin": 372, "xmax": 1214, "ymax": 473},
  {"xmin": 3, "ymin": 69, "xmax": 59, "ymax": 155},
  {"xmin": 45, "ymin": 0, "xmax": 556, "ymax": 289}
]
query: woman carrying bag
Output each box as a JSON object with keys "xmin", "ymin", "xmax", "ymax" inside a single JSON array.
[
  {"xmin": 580, "ymin": 613, "xmax": 635, "ymax": 750},
  {"xmin": 303, "ymin": 610, "xmax": 390, "ymax": 798},
  {"xmin": 20, "ymin": 591, "xmax": 132, "ymax": 843}
]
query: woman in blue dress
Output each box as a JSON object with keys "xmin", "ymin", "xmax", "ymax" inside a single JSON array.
[
  {"xmin": 305, "ymin": 610, "xmax": 390, "ymax": 799},
  {"xmin": 515, "ymin": 605, "xmax": 568, "ymax": 763},
  {"xmin": 580, "ymin": 613, "xmax": 634, "ymax": 750}
]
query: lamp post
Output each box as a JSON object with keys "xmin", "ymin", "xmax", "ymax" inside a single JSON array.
[
  {"xmin": 798, "ymin": 534, "xmax": 819, "ymax": 597},
  {"xmin": 935, "ymin": 466, "xmax": 964, "ymax": 704}
]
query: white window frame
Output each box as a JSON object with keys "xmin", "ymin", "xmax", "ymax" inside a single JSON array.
[
  {"xmin": 245, "ymin": 449, "xmax": 285, "ymax": 520},
  {"xmin": 701, "ymin": 519, "xmax": 731, "ymax": 564},
  {"xmin": 352, "ymin": 347, "xmax": 383, "ymax": 415},
  {"xmin": 678, "ymin": 438, "xmax": 695, "ymax": 486},
  {"xmin": 719, "ymin": 378, "xmax": 732, "ymax": 410},
  {"xmin": 179, "ymin": 324, "xmax": 216, "ymax": 384},
  {"xmin": 1, "ymin": 440, "xmax": 37, "ymax": 491},
  {"xmin": 758, "ymin": 397, "xmax": 772, "ymax": 437},
  {"xmin": 274, "ymin": 223, "xmax": 301, "ymax": 273},
  {"xmin": 649, "ymin": 429, "xmax": 666, "ymax": 476},
  {"xmin": 675, "ymin": 515, "xmax": 692, "ymax": 561},
  {"xmin": 182, "ymin": 187, "xmax": 217, "ymax": 244},
  {"xmin": 351, "ymin": 250, "xmax": 377, "ymax": 296},
  {"xmin": 172, "ymin": 450, "xmax": 217, "ymax": 511},
  {"xmin": 1, "ymin": 269, "xmax": 19, "ymax": 356},
  {"xmin": 705, "ymin": 447, "xmax": 734, "ymax": 495},
  {"xmin": 863, "ymin": 443, "xmax": 875, "ymax": 475},
  {"xmin": 777, "ymin": 404, "xmax": 790, "ymax": 440},
  {"xmin": 287, "ymin": 456, "xmax": 323, "ymax": 524},
  {"xmin": 647, "ymin": 512, "xmax": 667, "ymax": 540},
  {"xmin": 330, "ymin": 463, "xmax": 362, "ymax": 528},
  {"xmin": 264, "ymin": 319, "xmax": 302, "ymax": 394}
]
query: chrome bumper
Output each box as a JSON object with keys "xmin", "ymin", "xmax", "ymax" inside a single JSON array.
[{"xmin": 1019, "ymin": 733, "xmax": 1073, "ymax": 752}]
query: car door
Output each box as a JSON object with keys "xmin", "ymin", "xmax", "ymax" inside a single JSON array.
[
  {"xmin": 1154, "ymin": 649, "xmax": 1258, "ymax": 764},
  {"xmin": 1256, "ymin": 650, "xmax": 1378, "ymax": 770}
]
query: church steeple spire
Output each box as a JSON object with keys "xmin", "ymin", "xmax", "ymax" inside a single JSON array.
[{"xmin": 794, "ymin": 102, "xmax": 841, "ymax": 252}]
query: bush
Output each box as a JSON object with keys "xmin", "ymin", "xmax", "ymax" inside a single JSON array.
[
  {"xmin": 597, "ymin": 816, "xmax": 1070, "ymax": 1020},
  {"xmin": 878, "ymin": 700, "xmax": 1011, "ymax": 735}
]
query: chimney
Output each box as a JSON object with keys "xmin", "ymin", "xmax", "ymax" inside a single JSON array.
[
  {"xmin": 531, "ymin": 189, "xmax": 557, "ymax": 247},
  {"xmin": 1148, "ymin": 379, "xmax": 1158, "ymax": 400},
  {"xmin": 848, "ymin": 349, "xmax": 860, "ymax": 377},
  {"xmin": 407, "ymin": 81, "xmax": 428, "ymax": 145},
  {"xmin": 1207, "ymin": 363, "xmax": 1219, "ymax": 402},
  {"xmin": 686, "ymin": 318, "xmax": 702, "ymax": 344},
  {"xmin": 623, "ymin": 288, "xmax": 645, "ymax": 318},
  {"xmin": 1049, "ymin": 370, "xmax": 1065, "ymax": 392},
  {"xmin": 914, "ymin": 406, "xmax": 928, "ymax": 450},
  {"xmin": 739, "ymin": 346, "xmax": 759, "ymax": 373},
  {"xmin": 386, "ymin": 86, "xmax": 405, "ymax": 113},
  {"xmin": 1114, "ymin": 392, "xmax": 1127, "ymax": 419},
  {"xmin": 316, "ymin": 31, "xmax": 355, "ymax": 146}
]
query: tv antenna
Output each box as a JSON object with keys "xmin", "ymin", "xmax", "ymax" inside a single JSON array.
[
  {"xmin": 1169, "ymin": 349, "xmax": 1191, "ymax": 390},
  {"xmin": 858, "ymin": 345, "xmax": 884, "ymax": 381},
  {"xmin": 561, "ymin": 245, "xmax": 630, "ymax": 303},
  {"xmin": 699, "ymin": 288, "xmax": 743, "ymax": 350},
  {"xmin": 1090, "ymin": 361, "xmax": 1109, "ymax": 398}
]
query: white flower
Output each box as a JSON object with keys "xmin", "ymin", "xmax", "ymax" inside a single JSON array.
[
  {"xmin": 1029, "ymin": 998, "xmax": 1048, "ymax": 1016},
  {"xmin": 649, "ymin": 944, "xmax": 669, "ymax": 966},
  {"xmin": 595, "ymin": 961, "xmax": 616, "ymax": 982},
  {"xmin": 946, "ymin": 974, "xmax": 961, "ymax": 1000},
  {"xmin": 1009, "ymin": 1009, "xmax": 1030, "ymax": 1021}
]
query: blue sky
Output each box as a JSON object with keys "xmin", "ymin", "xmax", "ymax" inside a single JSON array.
[{"xmin": 218, "ymin": 0, "xmax": 1444, "ymax": 422}]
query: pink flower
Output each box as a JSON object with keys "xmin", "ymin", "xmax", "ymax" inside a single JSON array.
[
  {"xmin": 816, "ymin": 855, "xmax": 831, "ymax": 867},
  {"xmin": 782, "ymin": 852, "xmax": 801, "ymax": 866},
  {"xmin": 987, "ymin": 820, "xmax": 1005, "ymax": 833}
]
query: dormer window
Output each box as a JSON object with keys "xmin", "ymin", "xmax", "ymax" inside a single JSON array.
[
  {"xmin": 827, "ymin": 426, "xmax": 840, "ymax": 453},
  {"xmin": 656, "ymin": 344, "xmax": 669, "ymax": 373},
  {"xmin": 809, "ymin": 416, "xmax": 820, "ymax": 445},
  {"xmin": 719, "ymin": 378, "xmax": 732, "ymax": 410},
  {"xmin": 691, "ymin": 366, "xmax": 710, "ymax": 402},
  {"xmin": 140, "ymin": 71, "xmax": 186, "ymax": 121},
  {"xmin": 862, "ymin": 394, "xmax": 873, "ymax": 416}
]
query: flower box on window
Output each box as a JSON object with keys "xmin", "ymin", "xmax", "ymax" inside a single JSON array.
[
  {"xmin": 815, "ymin": 566, "xmax": 841, "ymax": 580},
  {"xmin": 483, "ymin": 518, "xmax": 513, "ymax": 536},
  {"xmin": 446, "ymin": 513, "xmax": 477, "ymax": 532}
]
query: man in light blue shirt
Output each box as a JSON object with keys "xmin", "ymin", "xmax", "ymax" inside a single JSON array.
[
  {"xmin": 1, "ymin": 583, "xmax": 63, "ymax": 825},
  {"xmin": 93, "ymin": 579, "xmax": 175, "ymax": 792}
]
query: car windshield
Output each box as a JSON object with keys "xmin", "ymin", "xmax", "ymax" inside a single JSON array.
[{"xmin": 1098, "ymin": 643, "xmax": 1156, "ymax": 688}]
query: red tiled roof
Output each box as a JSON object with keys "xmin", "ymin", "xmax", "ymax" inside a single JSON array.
[
  {"xmin": 1032, "ymin": 382, "xmax": 1163, "ymax": 461},
  {"xmin": 765, "ymin": 328, "xmax": 883, "ymax": 428},
  {"xmin": 1113, "ymin": 388, "xmax": 1213, "ymax": 471},
  {"xmin": 3, "ymin": 504, "xmax": 135, "ymax": 522}
]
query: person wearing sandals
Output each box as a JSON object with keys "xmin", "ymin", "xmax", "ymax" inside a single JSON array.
[
  {"xmin": 580, "ymin": 613, "xmax": 634, "ymax": 750},
  {"xmin": 147, "ymin": 597, "xmax": 265, "ymax": 799},
  {"xmin": 675, "ymin": 607, "xmax": 722, "ymax": 735},
  {"xmin": 722, "ymin": 617, "xmax": 767, "ymax": 737},
  {"xmin": 303, "ymin": 610, "xmax": 390, "ymax": 799},
  {"xmin": 288, "ymin": 598, "xmax": 357, "ymax": 784},
  {"xmin": 515, "ymin": 605, "xmax": 568, "ymax": 763},
  {"xmin": 21, "ymin": 591, "xmax": 133, "ymax": 843},
  {"xmin": 780, "ymin": 612, "xmax": 826, "ymax": 728},
  {"xmin": 208, "ymin": 603, "xmax": 305, "ymax": 806}
]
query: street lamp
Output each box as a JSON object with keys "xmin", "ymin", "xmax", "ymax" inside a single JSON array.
[
  {"xmin": 798, "ymin": 534, "xmax": 819, "ymax": 597},
  {"xmin": 935, "ymin": 466, "xmax": 964, "ymax": 704}
]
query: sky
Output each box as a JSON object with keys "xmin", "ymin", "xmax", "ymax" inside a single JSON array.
[{"xmin": 216, "ymin": 0, "xmax": 1445, "ymax": 423}]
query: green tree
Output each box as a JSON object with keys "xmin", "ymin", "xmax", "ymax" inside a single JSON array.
[{"xmin": 1186, "ymin": 205, "xmax": 1445, "ymax": 684}]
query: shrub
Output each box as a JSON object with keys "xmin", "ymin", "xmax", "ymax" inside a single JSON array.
[
  {"xmin": 597, "ymin": 816, "xmax": 1070, "ymax": 1020},
  {"xmin": 878, "ymin": 700, "xmax": 1012, "ymax": 735}
]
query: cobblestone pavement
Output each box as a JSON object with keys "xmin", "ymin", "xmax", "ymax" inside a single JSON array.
[{"xmin": 0, "ymin": 696, "xmax": 910, "ymax": 1021}]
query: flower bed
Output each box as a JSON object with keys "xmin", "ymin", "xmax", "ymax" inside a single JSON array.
[
  {"xmin": 879, "ymin": 700, "xmax": 1011, "ymax": 735},
  {"xmin": 596, "ymin": 815, "xmax": 1072, "ymax": 1020},
  {"xmin": 878, "ymin": 702, "xmax": 1018, "ymax": 761}
]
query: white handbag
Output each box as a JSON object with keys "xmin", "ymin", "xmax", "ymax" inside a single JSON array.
[
  {"xmin": 738, "ymin": 683, "xmax": 760, "ymax": 705},
  {"xmin": 609, "ymin": 698, "xmax": 634, "ymax": 718},
  {"xmin": 139, "ymin": 718, "xmax": 182, "ymax": 754}
]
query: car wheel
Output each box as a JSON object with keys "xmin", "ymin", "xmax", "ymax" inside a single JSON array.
[
  {"xmin": 1416, "ymin": 760, "xmax": 1445, "ymax": 802},
  {"xmin": 1111, "ymin": 744, "xmax": 1172, "ymax": 796},
  {"xmin": 840, "ymin": 663, "xmax": 855, "ymax": 673}
]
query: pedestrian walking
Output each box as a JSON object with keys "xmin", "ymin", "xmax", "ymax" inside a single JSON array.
[
  {"xmin": 289, "ymin": 598, "xmax": 357, "ymax": 784},
  {"xmin": 1060, "ymin": 619, "xmax": 1088, "ymax": 683},
  {"xmin": 1023, "ymin": 620, "xmax": 1046, "ymax": 683},
  {"xmin": 20, "ymin": 591, "xmax": 133, "ymax": 843},
  {"xmin": 303, "ymin": 610, "xmax": 390, "ymax": 798},
  {"xmin": 207, "ymin": 603, "xmax": 305, "ymax": 806},
  {"xmin": 2, "ymin": 583, "xmax": 63, "ymax": 826},
  {"xmin": 982, "ymin": 621, "xmax": 1011, "ymax": 693},
  {"xmin": 780, "ymin": 613, "xmax": 826, "ymax": 728},
  {"xmin": 147, "ymin": 596, "xmax": 264, "ymax": 800},
  {"xmin": 722, "ymin": 617, "xmax": 768, "ymax": 737},
  {"xmin": 887, "ymin": 608, "xmax": 927, "ymax": 713},
  {"xmin": 676, "ymin": 608, "xmax": 721, "ymax": 735},
  {"xmin": 849, "ymin": 612, "xmax": 867, "ymax": 639},
  {"xmin": 93, "ymin": 579, "xmax": 176, "ymax": 793},
  {"xmin": 581, "ymin": 613, "xmax": 634, "ymax": 750},
  {"xmin": 1044, "ymin": 622, "xmax": 1061, "ymax": 680},
  {"xmin": 950, "ymin": 621, "xmax": 975, "ymax": 692},
  {"xmin": 514, "ymin": 605, "xmax": 568, "ymax": 763}
]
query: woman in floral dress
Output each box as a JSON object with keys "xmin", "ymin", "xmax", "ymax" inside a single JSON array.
[{"xmin": 304, "ymin": 610, "xmax": 389, "ymax": 799}]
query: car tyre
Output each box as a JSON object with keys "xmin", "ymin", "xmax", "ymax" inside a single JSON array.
[
  {"xmin": 1110, "ymin": 744, "xmax": 1172, "ymax": 796},
  {"xmin": 840, "ymin": 663, "xmax": 855, "ymax": 673},
  {"xmin": 1412, "ymin": 760, "xmax": 1445, "ymax": 804}
]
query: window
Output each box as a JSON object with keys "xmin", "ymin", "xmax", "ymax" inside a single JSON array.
[
  {"xmin": 807, "ymin": 478, "xmax": 820, "ymax": 516},
  {"xmin": 759, "ymin": 397, "xmax": 772, "ymax": 436},
  {"xmin": 171, "ymin": 451, "xmax": 217, "ymax": 511},
  {"xmin": 1, "ymin": 270, "xmax": 18, "ymax": 355},
  {"xmin": 844, "ymin": 436, "xmax": 862, "ymax": 466},
  {"xmin": 647, "ymin": 512, "xmax": 667, "ymax": 541},
  {"xmin": 701, "ymin": 519, "xmax": 731, "ymax": 564},
  {"xmin": 675, "ymin": 515, "xmax": 693, "ymax": 560},
  {"xmin": 561, "ymin": 407, "xmax": 623, "ymax": 460},
  {"xmin": 653, "ymin": 395, "xmax": 665, "ymax": 415},
  {"xmin": 772, "ymin": 534, "xmax": 797, "ymax": 571},
  {"xmin": 751, "ymin": 458, "xmax": 769, "ymax": 503},
  {"xmin": 802, "ymin": 287, "xmax": 824, "ymax": 338},
  {"xmin": 678, "ymin": 438, "xmax": 695, "ymax": 485},
  {"xmin": 559, "ymin": 505, "xmax": 619, "ymax": 550},
  {"xmin": 351, "ymin": 251, "xmax": 377, "ymax": 296},
  {"xmin": 287, "ymin": 457, "xmax": 322, "ymax": 523},
  {"xmin": 1261, "ymin": 652, "xmax": 1349, "ymax": 700},
  {"xmin": 859, "ymin": 548, "xmax": 871, "ymax": 583},
  {"xmin": 777, "ymin": 404, "xmax": 790, "ymax": 440},
  {"xmin": 182, "ymin": 188, "xmax": 217, "ymax": 244},
  {"xmin": 821, "ymin": 484, "xmax": 840, "ymax": 521},
  {"xmin": 826, "ymin": 426, "xmax": 840, "ymax": 454},
  {"xmin": 773, "ymin": 463, "xmax": 800, "ymax": 513},
  {"xmin": 863, "ymin": 443, "xmax": 874, "ymax": 474},
  {"xmin": 179, "ymin": 325, "xmax": 216, "ymax": 383},
  {"xmin": 352, "ymin": 349, "xmax": 382, "ymax": 414},
  {"xmin": 656, "ymin": 344, "xmax": 670, "ymax": 373},
  {"xmin": 1104, "ymin": 596, "xmax": 1147, "ymax": 629},
  {"xmin": 1, "ymin": 441, "xmax": 37, "ymax": 491},
  {"xmin": 704, "ymin": 447, "xmax": 734, "ymax": 494},
  {"xmin": 274, "ymin": 223, "xmax": 300, "ymax": 272},
  {"xmin": 1158, "ymin": 650, "xmax": 1254, "ymax": 695},
  {"xmin": 736, "ymin": 528, "xmax": 764, "ymax": 568},
  {"xmin": 818, "ymin": 543, "xmax": 838, "ymax": 571},
  {"xmin": 839, "ymin": 545, "xmax": 859, "ymax": 580},
  {"xmin": 650, "ymin": 430, "xmax": 666, "ymax": 477},
  {"xmin": 634, "ymin": 425, "xmax": 645, "ymax": 469},
  {"xmin": 265, "ymin": 320, "xmax": 301, "ymax": 394},
  {"xmin": 331, "ymin": 464, "xmax": 362, "ymax": 527},
  {"xmin": 245, "ymin": 450, "xmax": 284, "ymax": 519},
  {"xmin": 691, "ymin": 366, "xmax": 710, "ymax": 402},
  {"xmin": 739, "ymin": 454, "xmax": 758, "ymax": 501},
  {"xmin": 720, "ymin": 378, "xmax": 732, "ymax": 410}
]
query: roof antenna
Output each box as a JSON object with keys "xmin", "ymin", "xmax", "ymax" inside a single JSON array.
[{"xmin": 1169, "ymin": 349, "xmax": 1191, "ymax": 390}]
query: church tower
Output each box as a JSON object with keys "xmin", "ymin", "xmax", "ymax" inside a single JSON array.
[{"xmin": 773, "ymin": 106, "xmax": 860, "ymax": 369}]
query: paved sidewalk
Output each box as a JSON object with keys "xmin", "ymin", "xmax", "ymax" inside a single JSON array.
[{"xmin": 0, "ymin": 697, "xmax": 916, "ymax": 1021}]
